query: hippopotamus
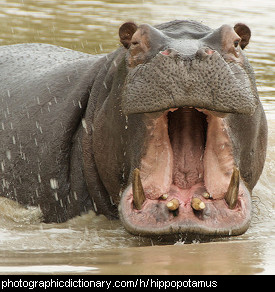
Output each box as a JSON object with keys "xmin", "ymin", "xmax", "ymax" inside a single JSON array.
[{"xmin": 0, "ymin": 20, "xmax": 267, "ymax": 238}]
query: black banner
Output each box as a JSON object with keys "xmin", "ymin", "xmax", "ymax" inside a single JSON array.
[{"xmin": 0, "ymin": 275, "xmax": 266, "ymax": 290}]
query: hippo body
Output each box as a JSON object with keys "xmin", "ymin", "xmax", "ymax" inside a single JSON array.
[{"xmin": 0, "ymin": 20, "xmax": 267, "ymax": 238}]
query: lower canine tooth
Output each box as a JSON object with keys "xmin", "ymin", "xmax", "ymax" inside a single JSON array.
[
  {"xmin": 191, "ymin": 198, "xmax": 205, "ymax": 211},
  {"xmin": 132, "ymin": 168, "xmax": 146, "ymax": 210},
  {"xmin": 167, "ymin": 198, "xmax": 179, "ymax": 211},
  {"xmin": 225, "ymin": 166, "xmax": 240, "ymax": 209}
]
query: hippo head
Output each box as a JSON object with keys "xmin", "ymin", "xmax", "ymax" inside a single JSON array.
[
  {"xmin": 95, "ymin": 20, "xmax": 262, "ymax": 239},
  {"xmin": 119, "ymin": 21, "xmax": 257, "ymax": 116}
]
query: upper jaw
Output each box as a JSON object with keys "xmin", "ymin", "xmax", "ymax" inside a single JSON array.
[
  {"xmin": 118, "ymin": 107, "xmax": 252, "ymax": 238},
  {"xmin": 122, "ymin": 48, "xmax": 258, "ymax": 117}
]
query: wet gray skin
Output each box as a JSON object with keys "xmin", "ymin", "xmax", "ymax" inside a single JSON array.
[{"xmin": 0, "ymin": 20, "xmax": 267, "ymax": 239}]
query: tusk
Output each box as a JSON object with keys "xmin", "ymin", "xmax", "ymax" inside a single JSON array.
[
  {"xmin": 132, "ymin": 168, "xmax": 146, "ymax": 210},
  {"xmin": 191, "ymin": 197, "xmax": 205, "ymax": 211},
  {"xmin": 225, "ymin": 166, "xmax": 240, "ymax": 209},
  {"xmin": 167, "ymin": 198, "xmax": 180, "ymax": 211}
]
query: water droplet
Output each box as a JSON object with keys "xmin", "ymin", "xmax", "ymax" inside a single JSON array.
[
  {"xmin": 6, "ymin": 150, "xmax": 11, "ymax": 160},
  {"xmin": 119, "ymin": 189, "xmax": 123, "ymax": 197},
  {"xmin": 2, "ymin": 178, "xmax": 10, "ymax": 189},
  {"xmin": 46, "ymin": 84, "xmax": 51, "ymax": 94},
  {"xmin": 81, "ymin": 118, "xmax": 88, "ymax": 133},
  {"xmin": 92, "ymin": 198, "xmax": 97, "ymax": 212},
  {"xmin": 50, "ymin": 178, "xmax": 59, "ymax": 189},
  {"xmin": 109, "ymin": 195, "xmax": 115, "ymax": 205}
]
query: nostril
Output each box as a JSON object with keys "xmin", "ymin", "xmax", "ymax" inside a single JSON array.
[
  {"xmin": 160, "ymin": 49, "xmax": 171, "ymax": 56},
  {"xmin": 205, "ymin": 48, "xmax": 215, "ymax": 55},
  {"xmin": 160, "ymin": 48, "xmax": 181, "ymax": 58},
  {"xmin": 196, "ymin": 47, "xmax": 215, "ymax": 60}
]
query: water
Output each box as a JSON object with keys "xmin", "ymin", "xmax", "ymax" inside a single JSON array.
[{"xmin": 0, "ymin": 0, "xmax": 274, "ymax": 275}]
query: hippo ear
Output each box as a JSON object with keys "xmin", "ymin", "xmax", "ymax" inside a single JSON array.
[
  {"xmin": 119, "ymin": 22, "xmax": 138, "ymax": 49},
  {"xmin": 234, "ymin": 23, "xmax": 251, "ymax": 49}
]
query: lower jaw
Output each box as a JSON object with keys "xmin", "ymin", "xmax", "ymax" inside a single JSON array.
[{"xmin": 119, "ymin": 182, "xmax": 252, "ymax": 238}]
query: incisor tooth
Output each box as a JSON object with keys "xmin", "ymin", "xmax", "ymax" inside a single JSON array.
[
  {"xmin": 191, "ymin": 197, "xmax": 205, "ymax": 211},
  {"xmin": 166, "ymin": 198, "xmax": 179, "ymax": 211},
  {"xmin": 202, "ymin": 192, "xmax": 211, "ymax": 199},
  {"xmin": 132, "ymin": 168, "xmax": 146, "ymax": 210},
  {"xmin": 160, "ymin": 194, "xmax": 168, "ymax": 200}
]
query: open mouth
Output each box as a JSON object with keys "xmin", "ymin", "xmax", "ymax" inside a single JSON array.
[{"xmin": 119, "ymin": 107, "xmax": 251, "ymax": 237}]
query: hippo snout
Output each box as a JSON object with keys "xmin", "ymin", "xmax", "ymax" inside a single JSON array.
[{"xmin": 122, "ymin": 47, "xmax": 258, "ymax": 117}]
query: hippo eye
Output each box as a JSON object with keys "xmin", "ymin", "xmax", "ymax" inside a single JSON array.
[
  {"xmin": 234, "ymin": 39, "xmax": 240, "ymax": 48},
  {"xmin": 131, "ymin": 41, "xmax": 139, "ymax": 46}
]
